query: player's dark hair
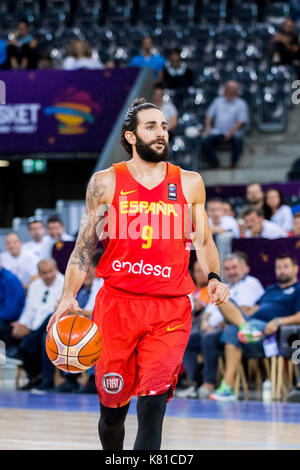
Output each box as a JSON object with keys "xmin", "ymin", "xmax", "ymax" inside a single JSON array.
[
  {"xmin": 120, "ymin": 98, "xmax": 160, "ymax": 155},
  {"xmin": 275, "ymin": 253, "xmax": 298, "ymax": 265}
]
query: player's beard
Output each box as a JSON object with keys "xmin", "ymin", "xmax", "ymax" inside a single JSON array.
[{"xmin": 135, "ymin": 134, "xmax": 169, "ymax": 163}]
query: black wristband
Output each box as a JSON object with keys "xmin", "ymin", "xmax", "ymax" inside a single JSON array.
[{"xmin": 208, "ymin": 272, "xmax": 222, "ymax": 283}]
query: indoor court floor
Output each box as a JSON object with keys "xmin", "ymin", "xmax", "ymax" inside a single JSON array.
[{"xmin": 1, "ymin": 391, "xmax": 300, "ymax": 450}]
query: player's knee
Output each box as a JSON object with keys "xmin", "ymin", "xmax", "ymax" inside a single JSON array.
[
  {"xmin": 100, "ymin": 403, "xmax": 128, "ymax": 429},
  {"xmin": 137, "ymin": 393, "xmax": 168, "ymax": 421}
]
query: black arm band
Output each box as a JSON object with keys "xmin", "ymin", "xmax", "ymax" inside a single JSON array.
[{"xmin": 208, "ymin": 272, "xmax": 222, "ymax": 283}]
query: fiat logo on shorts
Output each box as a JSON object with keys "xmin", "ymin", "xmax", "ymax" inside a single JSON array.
[{"xmin": 102, "ymin": 373, "xmax": 124, "ymax": 394}]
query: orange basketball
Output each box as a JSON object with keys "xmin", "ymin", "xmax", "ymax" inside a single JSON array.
[{"xmin": 46, "ymin": 314, "xmax": 103, "ymax": 373}]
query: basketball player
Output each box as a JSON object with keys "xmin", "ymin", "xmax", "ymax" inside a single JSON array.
[{"xmin": 47, "ymin": 98, "xmax": 230, "ymax": 450}]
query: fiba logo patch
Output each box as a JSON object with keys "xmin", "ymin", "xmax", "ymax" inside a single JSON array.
[
  {"xmin": 168, "ymin": 183, "xmax": 177, "ymax": 201},
  {"xmin": 102, "ymin": 373, "xmax": 124, "ymax": 394}
]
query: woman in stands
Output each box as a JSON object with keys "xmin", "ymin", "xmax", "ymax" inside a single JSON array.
[{"xmin": 264, "ymin": 188, "xmax": 294, "ymax": 233}]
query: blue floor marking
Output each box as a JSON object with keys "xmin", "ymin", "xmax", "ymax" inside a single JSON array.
[{"xmin": 1, "ymin": 391, "xmax": 300, "ymax": 424}]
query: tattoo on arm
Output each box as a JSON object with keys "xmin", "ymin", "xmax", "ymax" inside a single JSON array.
[{"xmin": 68, "ymin": 175, "xmax": 108, "ymax": 272}]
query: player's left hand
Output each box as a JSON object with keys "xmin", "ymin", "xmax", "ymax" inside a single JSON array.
[{"xmin": 207, "ymin": 280, "xmax": 230, "ymax": 306}]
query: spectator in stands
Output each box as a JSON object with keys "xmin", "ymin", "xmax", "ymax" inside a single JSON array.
[
  {"xmin": 264, "ymin": 188, "xmax": 294, "ymax": 233},
  {"xmin": 222, "ymin": 201, "xmax": 235, "ymax": 218},
  {"xmin": 7, "ymin": 259, "xmax": 64, "ymax": 390},
  {"xmin": 104, "ymin": 59, "xmax": 116, "ymax": 69},
  {"xmin": 45, "ymin": 215, "xmax": 75, "ymax": 258},
  {"xmin": 152, "ymin": 84, "xmax": 178, "ymax": 134},
  {"xmin": 1, "ymin": 233, "xmax": 38, "ymax": 289},
  {"xmin": 246, "ymin": 183, "xmax": 265, "ymax": 211},
  {"xmin": 202, "ymin": 80, "xmax": 249, "ymax": 169},
  {"xmin": 23, "ymin": 216, "xmax": 52, "ymax": 262},
  {"xmin": 211, "ymin": 254, "xmax": 300, "ymax": 401},
  {"xmin": 0, "ymin": 251, "xmax": 25, "ymax": 349},
  {"xmin": 130, "ymin": 36, "xmax": 165, "ymax": 82},
  {"xmin": 269, "ymin": 19, "xmax": 300, "ymax": 74},
  {"xmin": 207, "ymin": 198, "xmax": 240, "ymax": 262},
  {"xmin": 242, "ymin": 207, "xmax": 287, "ymax": 239},
  {"xmin": 62, "ymin": 40, "xmax": 103, "ymax": 70},
  {"xmin": 289, "ymin": 212, "xmax": 300, "ymax": 236},
  {"xmin": 7, "ymin": 20, "xmax": 39, "ymax": 70},
  {"xmin": 162, "ymin": 48, "xmax": 193, "ymax": 90},
  {"xmin": 207, "ymin": 198, "xmax": 240, "ymax": 238}
]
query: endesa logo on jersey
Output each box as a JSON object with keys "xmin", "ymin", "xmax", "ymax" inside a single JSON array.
[{"xmin": 112, "ymin": 259, "xmax": 172, "ymax": 278}]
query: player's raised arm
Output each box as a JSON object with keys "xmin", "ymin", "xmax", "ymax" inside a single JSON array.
[
  {"xmin": 46, "ymin": 171, "xmax": 111, "ymax": 331},
  {"xmin": 183, "ymin": 171, "xmax": 230, "ymax": 306}
]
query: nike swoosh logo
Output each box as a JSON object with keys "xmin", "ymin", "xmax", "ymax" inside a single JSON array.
[
  {"xmin": 120, "ymin": 189, "xmax": 137, "ymax": 195},
  {"xmin": 167, "ymin": 324, "xmax": 184, "ymax": 332}
]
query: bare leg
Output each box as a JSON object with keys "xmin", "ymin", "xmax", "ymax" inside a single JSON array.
[{"xmin": 224, "ymin": 343, "xmax": 242, "ymax": 388}]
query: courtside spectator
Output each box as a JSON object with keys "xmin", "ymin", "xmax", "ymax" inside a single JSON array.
[
  {"xmin": 0, "ymin": 251, "xmax": 25, "ymax": 349},
  {"xmin": 7, "ymin": 20, "xmax": 38, "ymax": 69},
  {"xmin": 62, "ymin": 39, "xmax": 103, "ymax": 70},
  {"xmin": 289, "ymin": 212, "xmax": 300, "ymax": 236},
  {"xmin": 246, "ymin": 183, "xmax": 265, "ymax": 211},
  {"xmin": 264, "ymin": 188, "xmax": 294, "ymax": 233},
  {"xmin": 162, "ymin": 48, "xmax": 193, "ymax": 89},
  {"xmin": 152, "ymin": 84, "xmax": 178, "ymax": 133},
  {"xmin": 1, "ymin": 233, "xmax": 38, "ymax": 289},
  {"xmin": 23, "ymin": 216, "xmax": 52, "ymax": 262},
  {"xmin": 7, "ymin": 259, "xmax": 64, "ymax": 390},
  {"xmin": 130, "ymin": 36, "xmax": 165, "ymax": 81},
  {"xmin": 211, "ymin": 254, "xmax": 300, "ymax": 401},
  {"xmin": 222, "ymin": 201, "xmax": 235, "ymax": 218},
  {"xmin": 45, "ymin": 215, "xmax": 75, "ymax": 258},
  {"xmin": 202, "ymin": 80, "xmax": 249, "ymax": 169},
  {"xmin": 207, "ymin": 198, "xmax": 240, "ymax": 237},
  {"xmin": 223, "ymin": 253, "xmax": 265, "ymax": 309},
  {"xmin": 243, "ymin": 207, "xmax": 287, "ymax": 239}
]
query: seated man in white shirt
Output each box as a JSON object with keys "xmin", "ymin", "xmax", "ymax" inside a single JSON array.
[
  {"xmin": 1, "ymin": 233, "xmax": 38, "ymax": 289},
  {"xmin": 23, "ymin": 216, "xmax": 52, "ymax": 262},
  {"xmin": 7, "ymin": 259, "xmax": 64, "ymax": 390},
  {"xmin": 243, "ymin": 207, "xmax": 287, "ymax": 239},
  {"xmin": 202, "ymin": 80, "xmax": 249, "ymax": 169}
]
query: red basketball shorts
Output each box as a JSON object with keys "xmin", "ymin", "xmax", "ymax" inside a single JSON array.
[{"xmin": 92, "ymin": 284, "xmax": 192, "ymax": 408}]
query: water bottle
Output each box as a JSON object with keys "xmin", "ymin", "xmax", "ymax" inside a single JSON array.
[{"xmin": 262, "ymin": 379, "xmax": 272, "ymax": 402}]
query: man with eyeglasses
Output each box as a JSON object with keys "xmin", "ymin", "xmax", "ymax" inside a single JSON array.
[{"xmin": 6, "ymin": 259, "xmax": 64, "ymax": 390}]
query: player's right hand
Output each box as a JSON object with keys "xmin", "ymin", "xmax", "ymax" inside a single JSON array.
[{"xmin": 46, "ymin": 296, "xmax": 82, "ymax": 333}]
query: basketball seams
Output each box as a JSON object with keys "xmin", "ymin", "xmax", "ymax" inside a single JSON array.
[{"xmin": 67, "ymin": 315, "xmax": 79, "ymax": 373}]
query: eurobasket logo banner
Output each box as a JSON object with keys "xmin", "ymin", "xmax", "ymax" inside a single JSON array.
[{"xmin": 0, "ymin": 68, "xmax": 139, "ymax": 152}]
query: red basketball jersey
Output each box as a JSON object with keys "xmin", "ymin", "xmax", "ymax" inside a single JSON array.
[{"xmin": 96, "ymin": 161, "xmax": 195, "ymax": 296}]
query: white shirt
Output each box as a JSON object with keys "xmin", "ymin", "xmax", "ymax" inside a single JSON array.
[
  {"xmin": 23, "ymin": 235, "xmax": 53, "ymax": 262},
  {"xmin": 245, "ymin": 219, "xmax": 287, "ymax": 239},
  {"xmin": 271, "ymin": 205, "xmax": 294, "ymax": 233},
  {"xmin": 209, "ymin": 215, "xmax": 240, "ymax": 237},
  {"xmin": 83, "ymin": 278, "xmax": 104, "ymax": 312},
  {"xmin": 228, "ymin": 275, "xmax": 265, "ymax": 307},
  {"xmin": 62, "ymin": 56, "xmax": 103, "ymax": 70},
  {"xmin": 207, "ymin": 96, "xmax": 249, "ymax": 135},
  {"xmin": 1, "ymin": 249, "xmax": 38, "ymax": 286},
  {"xmin": 18, "ymin": 272, "xmax": 64, "ymax": 330}
]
